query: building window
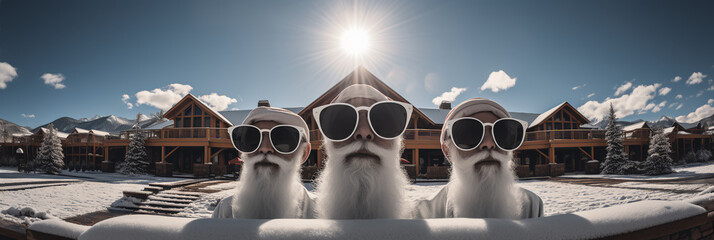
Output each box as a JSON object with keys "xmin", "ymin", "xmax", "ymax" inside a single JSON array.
[
  {"xmin": 184, "ymin": 105, "xmax": 192, "ymax": 116},
  {"xmin": 194, "ymin": 106, "xmax": 203, "ymax": 115},
  {"xmin": 175, "ymin": 118, "xmax": 182, "ymax": 128},
  {"xmin": 193, "ymin": 117, "xmax": 202, "ymax": 127},
  {"xmin": 183, "ymin": 118, "xmax": 191, "ymax": 127},
  {"xmin": 205, "ymin": 117, "xmax": 211, "ymax": 127}
]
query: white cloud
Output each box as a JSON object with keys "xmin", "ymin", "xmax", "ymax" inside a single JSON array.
[
  {"xmin": 675, "ymin": 94, "xmax": 683, "ymax": 99},
  {"xmin": 135, "ymin": 83, "xmax": 193, "ymax": 111},
  {"xmin": 431, "ymin": 87, "xmax": 467, "ymax": 106},
  {"xmin": 41, "ymin": 73, "xmax": 66, "ymax": 89},
  {"xmin": 572, "ymin": 84, "xmax": 586, "ymax": 90},
  {"xmin": 586, "ymin": 93, "xmax": 595, "ymax": 98},
  {"xmin": 686, "ymin": 72, "xmax": 706, "ymax": 85},
  {"xmin": 707, "ymin": 86, "xmax": 714, "ymax": 91},
  {"xmin": 676, "ymin": 99, "xmax": 714, "ymax": 123},
  {"xmin": 668, "ymin": 102, "xmax": 677, "ymax": 108},
  {"xmin": 672, "ymin": 76, "xmax": 682, "ymax": 82},
  {"xmin": 696, "ymin": 91, "xmax": 704, "ymax": 97},
  {"xmin": 21, "ymin": 113, "xmax": 35, "ymax": 118},
  {"xmin": 577, "ymin": 83, "xmax": 660, "ymax": 123},
  {"xmin": 676, "ymin": 104, "xmax": 683, "ymax": 110},
  {"xmin": 198, "ymin": 93, "xmax": 238, "ymax": 111},
  {"xmin": 652, "ymin": 101, "xmax": 667, "ymax": 113},
  {"xmin": 658, "ymin": 87, "xmax": 671, "ymax": 96},
  {"xmin": 480, "ymin": 70, "xmax": 516, "ymax": 92},
  {"xmin": 121, "ymin": 94, "xmax": 133, "ymax": 109},
  {"xmin": 614, "ymin": 82, "xmax": 633, "ymax": 96},
  {"xmin": 0, "ymin": 62, "xmax": 18, "ymax": 89}
]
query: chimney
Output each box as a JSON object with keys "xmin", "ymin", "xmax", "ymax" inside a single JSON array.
[
  {"xmin": 258, "ymin": 100, "xmax": 271, "ymax": 107},
  {"xmin": 439, "ymin": 101, "xmax": 451, "ymax": 110}
]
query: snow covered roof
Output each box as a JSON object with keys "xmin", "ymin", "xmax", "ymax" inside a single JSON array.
[
  {"xmin": 11, "ymin": 132, "xmax": 33, "ymax": 137},
  {"xmin": 37, "ymin": 127, "xmax": 69, "ymax": 139},
  {"xmin": 623, "ymin": 121, "xmax": 649, "ymax": 132},
  {"xmin": 73, "ymin": 128, "xmax": 91, "ymax": 134},
  {"xmin": 145, "ymin": 120, "xmax": 174, "ymax": 130},
  {"xmin": 528, "ymin": 102, "xmax": 567, "ymax": 129},
  {"xmin": 71, "ymin": 128, "xmax": 113, "ymax": 136}
]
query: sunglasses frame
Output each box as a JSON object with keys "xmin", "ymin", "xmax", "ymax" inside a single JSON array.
[
  {"xmin": 227, "ymin": 124, "xmax": 306, "ymax": 155},
  {"xmin": 312, "ymin": 100, "xmax": 414, "ymax": 142},
  {"xmin": 445, "ymin": 117, "xmax": 528, "ymax": 152}
]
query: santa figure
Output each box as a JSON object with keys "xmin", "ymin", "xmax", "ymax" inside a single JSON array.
[
  {"xmin": 413, "ymin": 98, "xmax": 543, "ymax": 219},
  {"xmin": 212, "ymin": 107, "xmax": 315, "ymax": 219},
  {"xmin": 313, "ymin": 84, "xmax": 412, "ymax": 219}
]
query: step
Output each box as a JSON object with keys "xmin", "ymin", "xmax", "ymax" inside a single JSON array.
[
  {"xmin": 138, "ymin": 200, "xmax": 189, "ymax": 209},
  {"xmin": 122, "ymin": 190, "xmax": 153, "ymax": 199},
  {"xmin": 148, "ymin": 179, "xmax": 204, "ymax": 189},
  {"xmin": 147, "ymin": 195, "xmax": 194, "ymax": 204},
  {"xmin": 154, "ymin": 193, "xmax": 200, "ymax": 201},
  {"xmin": 137, "ymin": 205, "xmax": 183, "ymax": 214},
  {"xmin": 161, "ymin": 190, "xmax": 203, "ymax": 197},
  {"xmin": 143, "ymin": 186, "xmax": 164, "ymax": 193}
]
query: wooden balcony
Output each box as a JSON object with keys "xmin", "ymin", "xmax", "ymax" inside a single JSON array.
[{"xmin": 105, "ymin": 128, "xmax": 232, "ymax": 148}]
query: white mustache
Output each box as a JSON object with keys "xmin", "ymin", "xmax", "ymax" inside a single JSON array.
[{"xmin": 457, "ymin": 150, "xmax": 510, "ymax": 167}]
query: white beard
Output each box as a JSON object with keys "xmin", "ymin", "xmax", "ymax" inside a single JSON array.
[
  {"xmin": 231, "ymin": 148, "xmax": 303, "ymax": 219},
  {"xmin": 447, "ymin": 148, "xmax": 523, "ymax": 219},
  {"xmin": 315, "ymin": 139, "xmax": 409, "ymax": 219}
]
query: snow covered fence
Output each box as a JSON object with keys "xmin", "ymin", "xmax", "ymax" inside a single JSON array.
[{"xmin": 72, "ymin": 200, "xmax": 705, "ymax": 240}]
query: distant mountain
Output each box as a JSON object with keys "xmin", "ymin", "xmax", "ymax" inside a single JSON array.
[
  {"xmin": 647, "ymin": 115, "xmax": 676, "ymax": 129},
  {"xmin": 34, "ymin": 115, "xmax": 164, "ymax": 134},
  {"xmin": 0, "ymin": 118, "xmax": 33, "ymax": 141}
]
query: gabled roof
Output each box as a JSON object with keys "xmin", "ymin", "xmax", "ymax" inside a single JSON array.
[
  {"xmin": 70, "ymin": 128, "xmax": 112, "ymax": 136},
  {"xmin": 297, "ymin": 66, "xmax": 435, "ymax": 126},
  {"xmin": 163, "ymin": 94, "xmax": 232, "ymax": 126},
  {"xmin": 623, "ymin": 121, "xmax": 650, "ymax": 132},
  {"xmin": 72, "ymin": 128, "xmax": 90, "ymax": 134},
  {"xmin": 36, "ymin": 127, "xmax": 69, "ymax": 139},
  {"xmin": 145, "ymin": 120, "xmax": 174, "ymax": 130},
  {"xmin": 527, "ymin": 102, "xmax": 590, "ymax": 129}
]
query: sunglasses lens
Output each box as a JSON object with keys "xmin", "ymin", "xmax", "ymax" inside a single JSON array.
[
  {"xmin": 319, "ymin": 104, "xmax": 357, "ymax": 140},
  {"xmin": 369, "ymin": 102, "xmax": 409, "ymax": 139},
  {"xmin": 231, "ymin": 126, "xmax": 261, "ymax": 152},
  {"xmin": 452, "ymin": 119, "xmax": 483, "ymax": 150},
  {"xmin": 271, "ymin": 126, "xmax": 300, "ymax": 153},
  {"xmin": 494, "ymin": 119, "xmax": 525, "ymax": 150}
]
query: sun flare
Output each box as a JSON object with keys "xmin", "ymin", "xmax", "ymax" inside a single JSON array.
[{"xmin": 340, "ymin": 28, "xmax": 370, "ymax": 56}]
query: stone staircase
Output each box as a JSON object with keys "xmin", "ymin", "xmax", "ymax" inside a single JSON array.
[{"xmin": 114, "ymin": 180, "xmax": 206, "ymax": 215}]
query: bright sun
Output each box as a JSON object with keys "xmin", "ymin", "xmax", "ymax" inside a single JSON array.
[{"xmin": 340, "ymin": 28, "xmax": 370, "ymax": 56}]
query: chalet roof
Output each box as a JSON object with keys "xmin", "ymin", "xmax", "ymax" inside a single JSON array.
[
  {"xmin": 11, "ymin": 132, "xmax": 33, "ymax": 137},
  {"xmin": 527, "ymin": 102, "xmax": 590, "ymax": 129},
  {"xmin": 623, "ymin": 121, "xmax": 649, "ymax": 132},
  {"xmin": 145, "ymin": 120, "xmax": 174, "ymax": 130},
  {"xmin": 71, "ymin": 128, "xmax": 112, "ymax": 136},
  {"xmin": 163, "ymin": 94, "xmax": 232, "ymax": 126},
  {"xmin": 37, "ymin": 127, "xmax": 69, "ymax": 139}
]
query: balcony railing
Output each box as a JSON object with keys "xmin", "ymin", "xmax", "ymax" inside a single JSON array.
[
  {"xmin": 112, "ymin": 128, "xmax": 230, "ymax": 141},
  {"xmin": 525, "ymin": 129, "xmax": 651, "ymax": 141}
]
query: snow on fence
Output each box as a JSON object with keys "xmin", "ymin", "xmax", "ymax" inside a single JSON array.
[{"xmin": 60, "ymin": 200, "xmax": 705, "ymax": 240}]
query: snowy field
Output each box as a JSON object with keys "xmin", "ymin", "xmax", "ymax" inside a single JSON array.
[
  {"xmin": 562, "ymin": 162, "xmax": 714, "ymax": 180},
  {"xmin": 1, "ymin": 165, "xmax": 709, "ymax": 225},
  {"xmin": 0, "ymin": 167, "xmax": 178, "ymax": 224}
]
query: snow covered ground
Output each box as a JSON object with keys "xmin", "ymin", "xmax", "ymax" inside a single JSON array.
[
  {"xmin": 0, "ymin": 167, "xmax": 179, "ymax": 224},
  {"xmin": 562, "ymin": 161, "xmax": 714, "ymax": 180}
]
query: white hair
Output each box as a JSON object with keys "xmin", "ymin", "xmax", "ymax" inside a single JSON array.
[
  {"xmin": 446, "ymin": 147, "xmax": 523, "ymax": 218},
  {"xmin": 315, "ymin": 139, "xmax": 409, "ymax": 219},
  {"xmin": 231, "ymin": 144, "xmax": 305, "ymax": 219}
]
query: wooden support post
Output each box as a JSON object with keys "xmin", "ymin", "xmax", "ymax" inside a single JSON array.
[
  {"xmin": 549, "ymin": 147, "xmax": 555, "ymax": 164},
  {"xmin": 204, "ymin": 145, "xmax": 210, "ymax": 164},
  {"xmin": 414, "ymin": 148, "xmax": 420, "ymax": 174},
  {"xmin": 161, "ymin": 146, "xmax": 165, "ymax": 163},
  {"xmin": 104, "ymin": 147, "xmax": 108, "ymax": 162}
]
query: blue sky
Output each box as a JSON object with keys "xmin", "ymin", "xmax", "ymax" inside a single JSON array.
[{"xmin": 0, "ymin": 0, "xmax": 713, "ymax": 128}]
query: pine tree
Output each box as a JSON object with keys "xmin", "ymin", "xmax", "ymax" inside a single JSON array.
[
  {"xmin": 601, "ymin": 104, "xmax": 628, "ymax": 174},
  {"xmin": 117, "ymin": 124, "xmax": 148, "ymax": 175},
  {"xmin": 34, "ymin": 124, "xmax": 65, "ymax": 174},
  {"xmin": 641, "ymin": 127, "xmax": 674, "ymax": 175}
]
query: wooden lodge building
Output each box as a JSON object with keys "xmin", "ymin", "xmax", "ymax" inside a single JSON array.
[{"xmin": 1, "ymin": 67, "xmax": 712, "ymax": 179}]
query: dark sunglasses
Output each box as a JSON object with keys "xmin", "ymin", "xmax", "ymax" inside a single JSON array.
[
  {"xmin": 227, "ymin": 125, "xmax": 305, "ymax": 154},
  {"xmin": 445, "ymin": 117, "xmax": 527, "ymax": 151},
  {"xmin": 312, "ymin": 101, "xmax": 413, "ymax": 142}
]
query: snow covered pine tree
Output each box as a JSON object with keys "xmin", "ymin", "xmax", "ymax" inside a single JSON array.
[
  {"xmin": 641, "ymin": 127, "xmax": 674, "ymax": 175},
  {"xmin": 34, "ymin": 123, "xmax": 65, "ymax": 174},
  {"xmin": 601, "ymin": 104, "xmax": 629, "ymax": 174},
  {"xmin": 118, "ymin": 124, "xmax": 148, "ymax": 175}
]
